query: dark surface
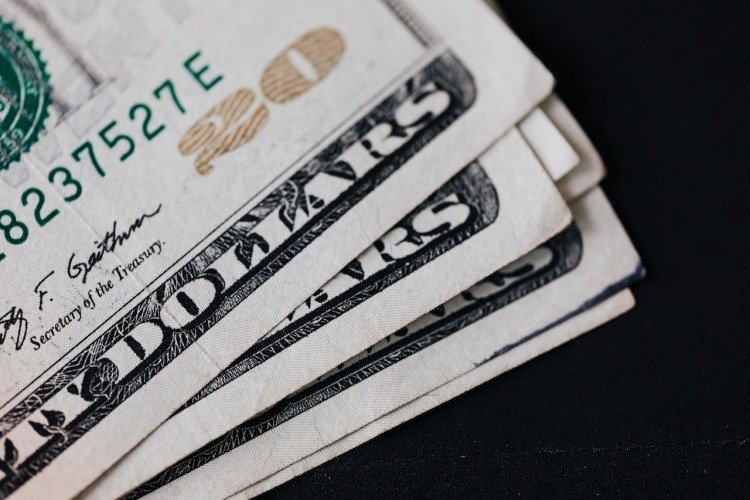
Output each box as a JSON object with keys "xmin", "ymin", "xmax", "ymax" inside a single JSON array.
[{"xmin": 263, "ymin": 1, "xmax": 750, "ymax": 497}]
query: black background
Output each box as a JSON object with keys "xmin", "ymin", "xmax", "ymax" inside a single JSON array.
[{"xmin": 263, "ymin": 1, "xmax": 750, "ymax": 497}]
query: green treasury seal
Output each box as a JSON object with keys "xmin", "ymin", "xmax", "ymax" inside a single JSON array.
[{"xmin": 0, "ymin": 16, "xmax": 51, "ymax": 171}]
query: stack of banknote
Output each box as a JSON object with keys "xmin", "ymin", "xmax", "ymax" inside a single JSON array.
[{"xmin": 0, "ymin": 1, "xmax": 644, "ymax": 498}]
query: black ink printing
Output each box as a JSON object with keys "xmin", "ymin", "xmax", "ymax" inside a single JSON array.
[
  {"xmin": 0, "ymin": 40, "xmax": 476, "ymax": 494},
  {"xmin": 33, "ymin": 271, "xmax": 55, "ymax": 311},
  {"xmin": 67, "ymin": 205, "xmax": 162, "ymax": 284},
  {"xmin": 111, "ymin": 240, "xmax": 164, "ymax": 282},
  {"xmin": 29, "ymin": 305, "xmax": 84, "ymax": 352},
  {"xmin": 125, "ymin": 225, "xmax": 585, "ymax": 497},
  {"xmin": 0, "ymin": 308, "xmax": 28, "ymax": 352}
]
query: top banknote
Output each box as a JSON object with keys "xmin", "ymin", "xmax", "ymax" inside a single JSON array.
[{"xmin": 0, "ymin": 0, "xmax": 555, "ymax": 497}]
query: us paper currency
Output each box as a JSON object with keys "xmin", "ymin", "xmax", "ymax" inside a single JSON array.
[
  {"xmin": 235, "ymin": 102, "xmax": 612, "ymax": 498},
  {"xmin": 483, "ymin": 0, "xmax": 605, "ymax": 199},
  {"xmin": 543, "ymin": 95, "xmax": 606, "ymax": 200},
  {"xmin": 85, "ymin": 92, "xmax": 590, "ymax": 498},
  {"xmin": 521, "ymin": 93, "xmax": 604, "ymax": 201},
  {"xmin": 114, "ymin": 188, "xmax": 643, "ymax": 499},
  {"xmin": 234, "ymin": 289, "xmax": 635, "ymax": 499},
  {"xmin": 87, "ymin": 126, "xmax": 571, "ymax": 498},
  {"xmin": 0, "ymin": 0, "xmax": 558, "ymax": 497},
  {"xmin": 88, "ymin": 95, "xmax": 590, "ymax": 496},
  {"xmin": 519, "ymin": 106, "xmax": 579, "ymax": 181}
]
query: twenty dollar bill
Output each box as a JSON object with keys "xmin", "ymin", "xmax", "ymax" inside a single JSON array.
[
  {"xmin": 88, "ymin": 126, "xmax": 571, "ymax": 498},
  {"xmin": 114, "ymin": 187, "xmax": 643, "ymax": 499},
  {"xmin": 0, "ymin": 0, "xmax": 556, "ymax": 497}
]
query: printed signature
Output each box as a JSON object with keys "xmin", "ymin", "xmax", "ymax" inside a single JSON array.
[
  {"xmin": 67, "ymin": 204, "xmax": 162, "ymax": 284},
  {"xmin": 34, "ymin": 270, "xmax": 55, "ymax": 311},
  {"xmin": 0, "ymin": 307, "xmax": 28, "ymax": 351}
]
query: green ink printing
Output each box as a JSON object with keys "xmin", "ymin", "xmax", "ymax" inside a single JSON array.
[{"xmin": 0, "ymin": 16, "xmax": 52, "ymax": 171}]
